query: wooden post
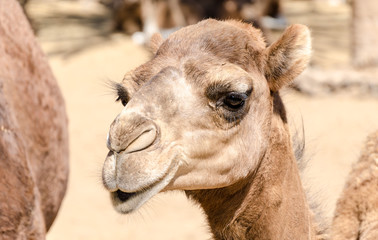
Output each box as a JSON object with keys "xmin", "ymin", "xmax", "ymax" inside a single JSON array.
[{"xmin": 352, "ymin": 0, "xmax": 378, "ymax": 67}]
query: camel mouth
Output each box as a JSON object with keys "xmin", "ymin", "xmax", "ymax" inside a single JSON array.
[
  {"xmin": 115, "ymin": 190, "xmax": 137, "ymax": 202},
  {"xmin": 110, "ymin": 159, "xmax": 180, "ymax": 214}
]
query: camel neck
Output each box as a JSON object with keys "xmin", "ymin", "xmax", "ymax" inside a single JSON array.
[{"xmin": 186, "ymin": 104, "xmax": 316, "ymax": 240}]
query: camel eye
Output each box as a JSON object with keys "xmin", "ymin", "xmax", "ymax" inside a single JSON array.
[
  {"xmin": 222, "ymin": 92, "xmax": 247, "ymax": 111},
  {"xmin": 116, "ymin": 96, "xmax": 128, "ymax": 107}
]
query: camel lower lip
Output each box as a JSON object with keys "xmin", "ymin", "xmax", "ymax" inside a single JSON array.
[{"xmin": 110, "ymin": 182, "xmax": 162, "ymax": 214}]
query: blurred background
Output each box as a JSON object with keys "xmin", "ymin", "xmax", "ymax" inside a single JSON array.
[{"xmin": 18, "ymin": 0, "xmax": 378, "ymax": 239}]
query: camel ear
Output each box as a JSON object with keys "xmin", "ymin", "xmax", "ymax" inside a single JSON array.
[
  {"xmin": 264, "ymin": 24, "xmax": 311, "ymax": 92},
  {"xmin": 149, "ymin": 33, "xmax": 164, "ymax": 55}
]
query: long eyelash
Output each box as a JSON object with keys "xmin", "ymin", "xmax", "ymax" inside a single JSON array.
[
  {"xmin": 107, "ymin": 81, "xmax": 129, "ymax": 103},
  {"xmin": 116, "ymin": 84, "xmax": 129, "ymax": 101}
]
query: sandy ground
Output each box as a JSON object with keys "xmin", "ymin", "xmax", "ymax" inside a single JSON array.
[{"xmin": 22, "ymin": 0, "xmax": 378, "ymax": 239}]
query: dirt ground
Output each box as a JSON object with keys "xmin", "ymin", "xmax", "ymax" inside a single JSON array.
[{"xmin": 23, "ymin": 0, "xmax": 378, "ymax": 239}]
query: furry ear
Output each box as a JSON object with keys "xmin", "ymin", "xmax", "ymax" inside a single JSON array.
[
  {"xmin": 264, "ymin": 24, "xmax": 311, "ymax": 92},
  {"xmin": 149, "ymin": 33, "xmax": 164, "ymax": 55}
]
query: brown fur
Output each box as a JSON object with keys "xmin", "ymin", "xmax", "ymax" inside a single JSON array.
[
  {"xmin": 102, "ymin": 19, "xmax": 323, "ymax": 239},
  {"xmin": 0, "ymin": 0, "xmax": 69, "ymax": 238},
  {"xmin": 331, "ymin": 130, "xmax": 378, "ymax": 240}
]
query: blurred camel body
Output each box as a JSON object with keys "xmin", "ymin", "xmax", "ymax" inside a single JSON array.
[
  {"xmin": 332, "ymin": 130, "xmax": 378, "ymax": 240},
  {"xmin": 0, "ymin": 0, "xmax": 69, "ymax": 239},
  {"xmin": 102, "ymin": 0, "xmax": 284, "ymax": 42},
  {"xmin": 101, "ymin": 19, "xmax": 328, "ymax": 239}
]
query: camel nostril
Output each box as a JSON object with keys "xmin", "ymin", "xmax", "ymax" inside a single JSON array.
[
  {"xmin": 124, "ymin": 126, "xmax": 157, "ymax": 154},
  {"xmin": 116, "ymin": 190, "xmax": 136, "ymax": 202}
]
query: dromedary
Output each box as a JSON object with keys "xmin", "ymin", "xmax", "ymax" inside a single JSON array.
[
  {"xmin": 0, "ymin": 0, "xmax": 69, "ymax": 239},
  {"xmin": 102, "ymin": 19, "xmax": 326, "ymax": 239},
  {"xmin": 331, "ymin": 130, "xmax": 378, "ymax": 240}
]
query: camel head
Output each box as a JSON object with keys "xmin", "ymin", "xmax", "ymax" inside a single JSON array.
[{"xmin": 102, "ymin": 19, "xmax": 311, "ymax": 214}]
